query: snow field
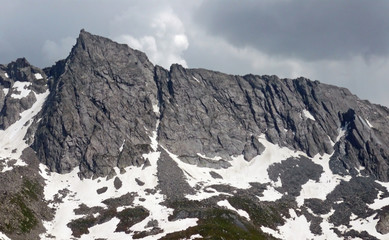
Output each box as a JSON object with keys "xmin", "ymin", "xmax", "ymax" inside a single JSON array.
[
  {"xmin": 296, "ymin": 152, "xmax": 351, "ymax": 207},
  {"xmin": 349, "ymin": 215, "xmax": 388, "ymax": 239},
  {"xmin": 164, "ymin": 134, "xmax": 304, "ymax": 201},
  {"xmin": 368, "ymin": 190, "xmax": 388, "ymax": 210},
  {"xmin": 40, "ymin": 120, "xmax": 198, "ymax": 239},
  {"xmin": 262, "ymin": 208, "xmax": 342, "ymax": 240},
  {"xmin": 34, "ymin": 106, "xmax": 389, "ymax": 240},
  {"xmin": 80, "ymin": 217, "xmax": 128, "ymax": 240},
  {"xmin": 0, "ymin": 89, "xmax": 49, "ymax": 172},
  {"xmin": 166, "ymin": 128, "xmax": 383, "ymax": 239},
  {"xmin": 257, "ymin": 184, "xmax": 283, "ymax": 201},
  {"xmin": 296, "ymin": 128, "xmax": 352, "ymax": 206}
]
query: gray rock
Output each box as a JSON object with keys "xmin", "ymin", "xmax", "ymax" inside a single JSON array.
[
  {"xmin": 96, "ymin": 187, "xmax": 108, "ymax": 194},
  {"xmin": 145, "ymin": 219, "xmax": 158, "ymax": 228},
  {"xmin": 209, "ymin": 171, "xmax": 223, "ymax": 179},
  {"xmin": 179, "ymin": 155, "xmax": 231, "ymax": 169},
  {"xmin": 157, "ymin": 149, "xmax": 195, "ymax": 200},
  {"xmin": 135, "ymin": 178, "xmax": 145, "ymax": 186},
  {"xmin": 268, "ymin": 156, "xmax": 323, "ymax": 197},
  {"xmin": 377, "ymin": 208, "xmax": 389, "ymax": 234},
  {"xmin": 114, "ymin": 177, "xmax": 122, "ymax": 190},
  {"xmin": 32, "ymin": 30, "xmax": 158, "ymax": 178},
  {"xmin": 243, "ymin": 136, "xmax": 265, "ymax": 161}
]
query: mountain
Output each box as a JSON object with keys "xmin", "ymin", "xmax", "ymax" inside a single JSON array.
[{"xmin": 0, "ymin": 30, "xmax": 389, "ymax": 240}]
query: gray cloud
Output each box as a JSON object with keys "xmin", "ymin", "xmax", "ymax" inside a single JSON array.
[
  {"xmin": 195, "ymin": 0, "xmax": 389, "ymax": 61},
  {"xmin": 0, "ymin": 0, "xmax": 186, "ymax": 67}
]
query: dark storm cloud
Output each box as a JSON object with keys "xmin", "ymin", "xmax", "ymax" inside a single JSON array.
[
  {"xmin": 0, "ymin": 0, "xmax": 172, "ymax": 67},
  {"xmin": 196, "ymin": 0, "xmax": 389, "ymax": 61}
]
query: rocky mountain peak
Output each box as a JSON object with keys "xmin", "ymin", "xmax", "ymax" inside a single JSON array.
[{"xmin": 32, "ymin": 30, "xmax": 158, "ymax": 178}]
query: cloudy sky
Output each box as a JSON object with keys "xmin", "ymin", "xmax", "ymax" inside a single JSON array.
[{"xmin": 1, "ymin": 0, "xmax": 389, "ymax": 107}]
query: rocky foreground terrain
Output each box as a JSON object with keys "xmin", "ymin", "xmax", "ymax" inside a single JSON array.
[{"xmin": 0, "ymin": 30, "xmax": 389, "ymax": 240}]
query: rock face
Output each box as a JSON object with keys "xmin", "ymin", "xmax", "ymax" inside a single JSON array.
[
  {"xmin": 32, "ymin": 30, "xmax": 158, "ymax": 178},
  {"xmin": 155, "ymin": 65, "xmax": 389, "ymax": 181},
  {"xmin": 26, "ymin": 30, "xmax": 389, "ymax": 181},
  {"xmin": 0, "ymin": 58, "xmax": 47, "ymax": 129}
]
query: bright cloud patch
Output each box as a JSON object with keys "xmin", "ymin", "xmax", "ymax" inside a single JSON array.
[{"xmin": 115, "ymin": 9, "xmax": 189, "ymax": 68}]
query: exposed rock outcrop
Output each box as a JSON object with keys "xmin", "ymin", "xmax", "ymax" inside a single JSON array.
[{"xmin": 32, "ymin": 30, "xmax": 158, "ymax": 178}]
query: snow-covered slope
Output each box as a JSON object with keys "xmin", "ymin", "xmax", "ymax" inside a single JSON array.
[{"xmin": 33, "ymin": 122, "xmax": 389, "ymax": 239}]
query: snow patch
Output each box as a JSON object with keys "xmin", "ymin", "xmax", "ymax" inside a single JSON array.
[
  {"xmin": 148, "ymin": 121, "xmax": 159, "ymax": 151},
  {"xmin": 164, "ymin": 134, "xmax": 305, "ymax": 201},
  {"xmin": 0, "ymin": 231, "xmax": 11, "ymax": 240},
  {"xmin": 196, "ymin": 153, "xmax": 222, "ymax": 161},
  {"xmin": 119, "ymin": 139, "xmax": 125, "ymax": 153},
  {"xmin": 0, "ymin": 89, "xmax": 49, "ymax": 172},
  {"xmin": 366, "ymin": 119, "xmax": 373, "ymax": 128},
  {"xmin": 186, "ymin": 188, "xmax": 232, "ymax": 201},
  {"xmin": 2, "ymin": 88, "xmax": 9, "ymax": 96},
  {"xmin": 217, "ymin": 200, "xmax": 250, "ymax": 220},
  {"xmin": 277, "ymin": 209, "xmax": 315, "ymax": 239},
  {"xmin": 34, "ymin": 73, "xmax": 43, "ymax": 80},
  {"xmin": 263, "ymin": 209, "xmax": 342, "ymax": 240},
  {"xmin": 358, "ymin": 115, "xmax": 374, "ymax": 129},
  {"xmin": 318, "ymin": 219, "xmax": 343, "ymax": 240},
  {"xmin": 296, "ymin": 131, "xmax": 351, "ymax": 207},
  {"xmin": 369, "ymin": 190, "xmax": 389, "ymax": 210},
  {"xmin": 4, "ymin": 73, "xmax": 9, "ymax": 78},
  {"xmin": 258, "ymin": 185, "xmax": 283, "ymax": 201},
  {"xmin": 349, "ymin": 214, "xmax": 388, "ymax": 239},
  {"xmin": 376, "ymin": 180, "xmax": 389, "ymax": 190},
  {"xmin": 152, "ymin": 103, "xmax": 159, "ymax": 115},
  {"xmin": 261, "ymin": 209, "xmax": 315, "ymax": 239},
  {"xmin": 79, "ymin": 218, "xmax": 127, "ymax": 240},
  {"xmin": 192, "ymin": 76, "xmax": 200, "ymax": 83},
  {"xmin": 188, "ymin": 234, "xmax": 202, "ymax": 239},
  {"xmin": 11, "ymin": 81, "xmax": 32, "ymax": 99},
  {"xmin": 302, "ymin": 109, "xmax": 315, "ymax": 121},
  {"xmin": 335, "ymin": 127, "xmax": 347, "ymax": 143}
]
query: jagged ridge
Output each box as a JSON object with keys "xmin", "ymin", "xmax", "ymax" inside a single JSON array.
[{"xmin": 29, "ymin": 30, "xmax": 389, "ymax": 181}]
